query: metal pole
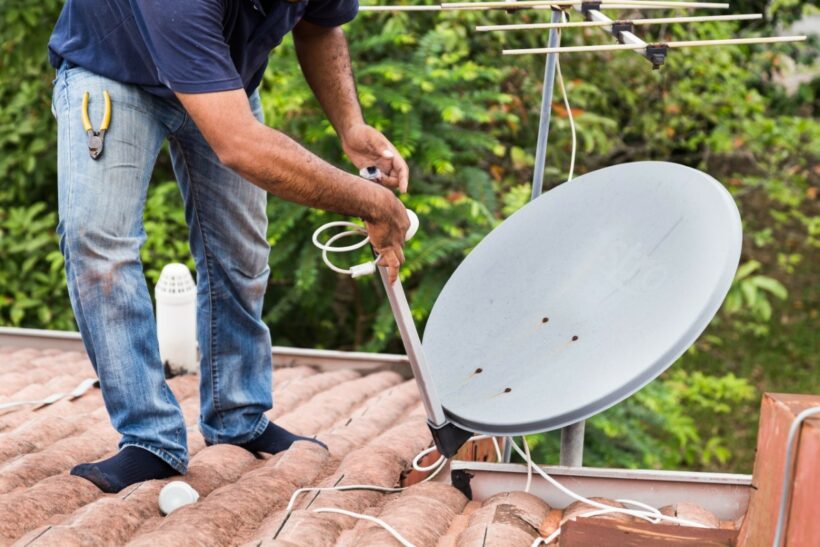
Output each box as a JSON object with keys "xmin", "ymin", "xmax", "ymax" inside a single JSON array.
[
  {"xmin": 378, "ymin": 267, "xmax": 448, "ymax": 426},
  {"xmin": 530, "ymin": 9, "xmax": 564, "ymax": 200},
  {"xmin": 528, "ymin": 9, "xmax": 587, "ymax": 466},
  {"xmin": 560, "ymin": 421, "xmax": 586, "ymax": 466},
  {"xmin": 502, "ymin": 439, "xmax": 513, "ymax": 463}
]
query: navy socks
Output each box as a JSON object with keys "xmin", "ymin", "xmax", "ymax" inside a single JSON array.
[
  {"xmin": 72, "ymin": 424, "xmax": 323, "ymax": 493},
  {"xmin": 70, "ymin": 446, "xmax": 179, "ymax": 493},
  {"xmin": 210, "ymin": 422, "xmax": 327, "ymax": 455},
  {"xmin": 241, "ymin": 422, "xmax": 327, "ymax": 454}
]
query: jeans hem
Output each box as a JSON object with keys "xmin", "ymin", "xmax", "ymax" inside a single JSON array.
[
  {"xmin": 202, "ymin": 413, "xmax": 270, "ymax": 446},
  {"xmin": 121, "ymin": 442, "xmax": 188, "ymax": 474}
]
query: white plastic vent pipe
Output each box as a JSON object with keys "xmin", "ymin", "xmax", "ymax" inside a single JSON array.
[{"xmin": 155, "ymin": 263, "xmax": 198, "ymax": 375}]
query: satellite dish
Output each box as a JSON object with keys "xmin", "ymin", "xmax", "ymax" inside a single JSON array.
[{"xmin": 421, "ymin": 161, "xmax": 741, "ymax": 436}]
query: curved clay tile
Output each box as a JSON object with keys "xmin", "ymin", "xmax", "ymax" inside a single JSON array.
[
  {"xmin": 562, "ymin": 497, "xmax": 635, "ymax": 524},
  {"xmin": 659, "ymin": 501, "xmax": 720, "ymax": 528}
]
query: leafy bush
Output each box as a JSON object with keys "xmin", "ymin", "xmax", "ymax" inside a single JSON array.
[{"xmin": 527, "ymin": 370, "xmax": 756, "ymax": 469}]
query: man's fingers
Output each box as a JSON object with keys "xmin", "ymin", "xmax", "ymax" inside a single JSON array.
[
  {"xmin": 377, "ymin": 251, "xmax": 403, "ymax": 284},
  {"xmin": 377, "ymin": 171, "xmax": 401, "ymax": 190},
  {"xmin": 370, "ymin": 150, "xmax": 407, "ymax": 192},
  {"xmin": 394, "ymin": 154, "xmax": 409, "ymax": 193}
]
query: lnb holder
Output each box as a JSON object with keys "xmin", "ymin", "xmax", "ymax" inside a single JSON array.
[
  {"xmin": 645, "ymin": 43, "xmax": 669, "ymax": 70},
  {"xmin": 428, "ymin": 421, "xmax": 474, "ymax": 459}
]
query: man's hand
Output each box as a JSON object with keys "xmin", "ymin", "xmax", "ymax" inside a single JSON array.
[
  {"xmin": 342, "ymin": 123, "xmax": 409, "ymax": 193},
  {"xmin": 365, "ymin": 195, "xmax": 411, "ymax": 284}
]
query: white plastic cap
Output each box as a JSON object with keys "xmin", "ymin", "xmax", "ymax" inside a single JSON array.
[
  {"xmin": 155, "ymin": 263, "xmax": 197, "ymax": 305},
  {"xmin": 159, "ymin": 481, "xmax": 200, "ymax": 515}
]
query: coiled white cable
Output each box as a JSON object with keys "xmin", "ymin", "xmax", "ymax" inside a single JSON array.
[
  {"xmin": 311, "ymin": 195, "xmax": 419, "ymax": 278},
  {"xmin": 311, "ymin": 222, "xmax": 373, "ymax": 277}
]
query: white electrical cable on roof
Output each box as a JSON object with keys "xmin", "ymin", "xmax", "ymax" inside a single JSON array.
[
  {"xmin": 508, "ymin": 437, "xmax": 710, "ymax": 546},
  {"xmin": 286, "ymin": 435, "xmax": 499, "ymax": 513},
  {"xmin": 286, "ymin": 435, "xmax": 500, "ymax": 546},
  {"xmin": 0, "ymin": 377, "xmax": 97, "ymax": 411},
  {"xmin": 523, "ymin": 435, "xmax": 533, "ymax": 493},
  {"xmin": 312, "ymin": 507, "xmax": 416, "ymax": 547}
]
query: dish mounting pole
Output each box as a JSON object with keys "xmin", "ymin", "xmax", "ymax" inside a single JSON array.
[
  {"xmin": 378, "ymin": 267, "xmax": 473, "ymax": 458},
  {"xmin": 506, "ymin": 7, "xmax": 586, "ymax": 467}
]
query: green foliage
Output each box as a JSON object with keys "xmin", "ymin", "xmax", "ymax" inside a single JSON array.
[
  {"xmin": 1, "ymin": 1, "xmax": 816, "ymax": 472},
  {"xmin": 724, "ymin": 260, "xmax": 788, "ymax": 335},
  {"xmin": 140, "ymin": 181, "xmax": 196, "ymax": 286},
  {"xmin": 1, "ymin": 1, "xmax": 60, "ymax": 204},
  {"xmin": 526, "ymin": 370, "xmax": 756, "ymax": 469},
  {"xmin": 0, "ymin": 203, "xmax": 70, "ymax": 329}
]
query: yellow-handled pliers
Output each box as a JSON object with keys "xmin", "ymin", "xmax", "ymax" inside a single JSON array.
[{"xmin": 81, "ymin": 90, "xmax": 111, "ymax": 160}]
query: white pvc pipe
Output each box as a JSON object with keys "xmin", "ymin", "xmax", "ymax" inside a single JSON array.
[
  {"xmin": 502, "ymin": 35, "xmax": 808, "ymax": 54},
  {"xmin": 477, "ymin": 13, "xmax": 763, "ymax": 31},
  {"xmin": 155, "ymin": 263, "xmax": 198, "ymax": 375}
]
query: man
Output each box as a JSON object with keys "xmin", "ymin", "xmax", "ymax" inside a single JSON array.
[{"xmin": 48, "ymin": 0, "xmax": 410, "ymax": 493}]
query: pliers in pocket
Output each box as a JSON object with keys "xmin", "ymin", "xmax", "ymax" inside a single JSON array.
[{"xmin": 81, "ymin": 90, "xmax": 111, "ymax": 160}]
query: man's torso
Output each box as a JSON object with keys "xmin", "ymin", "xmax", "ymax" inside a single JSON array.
[{"xmin": 49, "ymin": 0, "xmax": 357, "ymax": 98}]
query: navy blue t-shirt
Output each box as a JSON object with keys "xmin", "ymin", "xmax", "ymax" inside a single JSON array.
[{"xmin": 48, "ymin": 0, "xmax": 359, "ymax": 98}]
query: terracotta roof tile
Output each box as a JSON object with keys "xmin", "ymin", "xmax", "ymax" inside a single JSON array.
[
  {"xmin": 562, "ymin": 497, "xmax": 636, "ymax": 525},
  {"xmin": 347, "ymin": 482, "xmax": 468, "ymax": 546},
  {"xmin": 0, "ymin": 346, "xmax": 730, "ymax": 546},
  {"xmin": 659, "ymin": 502, "xmax": 721, "ymax": 529}
]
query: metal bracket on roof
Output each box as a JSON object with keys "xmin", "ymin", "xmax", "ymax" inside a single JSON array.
[
  {"xmin": 645, "ymin": 43, "xmax": 669, "ymax": 69},
  {"xmin": 610, "ymin": 21, "xmax": 635, "ymax": 44},
  {"xmin": 451, "ymin": 469, "xmax": 474, "ymax": 501},
  {"xmin": 429, "ymin": 421, "xmax": 474, "ymax": 458}
]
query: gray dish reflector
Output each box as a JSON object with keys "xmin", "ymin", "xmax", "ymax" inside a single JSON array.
[{"xmin": 422, "ymin": 161, "xmax": 742, "ymax": 435}]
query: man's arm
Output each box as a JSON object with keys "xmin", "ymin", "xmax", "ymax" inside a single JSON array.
[
  {"xmin": 293, "ymin": 20, "xmax": 409, "ymax": 192},
  {"xmin": 175, "ymin": 89, "xmax": 409, "ymax": 282}
]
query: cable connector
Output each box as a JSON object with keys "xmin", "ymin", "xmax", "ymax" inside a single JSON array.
[
  {"xmin": 350, "ymin": 262, "xmax": 377, "ymax": 278},
  {"xmin": 645, "ymin": 43, "xmax": 669, "ymax": 69},
  {"xmin": 610, "ymin": 20, "xmax": 634, "ymax": 44},
  {"xmin": 359, "ymin": 166, "xmax": 381, "ymax": 181}
]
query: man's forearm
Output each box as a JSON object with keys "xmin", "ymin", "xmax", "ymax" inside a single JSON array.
[
  {"xmin": 228, "ymin": 122, "xmax": 392, "ymax": 222},
  {"xmin": 175, "ymin": 85, "xmax": 409, "ymax": 282},
  {"xmin": 293, "ymin": 21, "xmax": 363, "ymax": 139}
]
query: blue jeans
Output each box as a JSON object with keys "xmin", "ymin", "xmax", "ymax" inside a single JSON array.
[{"xmin": 52, "ymin": 63, "xmax": 273, "ymax": 473}]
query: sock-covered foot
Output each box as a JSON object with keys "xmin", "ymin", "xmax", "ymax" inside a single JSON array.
[
  {"xmin": 70, "ymin": 446, "xmax": 179, "ymax": 493},
  {"xmin": 239, "ymin": 422, "xmax": 327, "ymax": 455}
]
